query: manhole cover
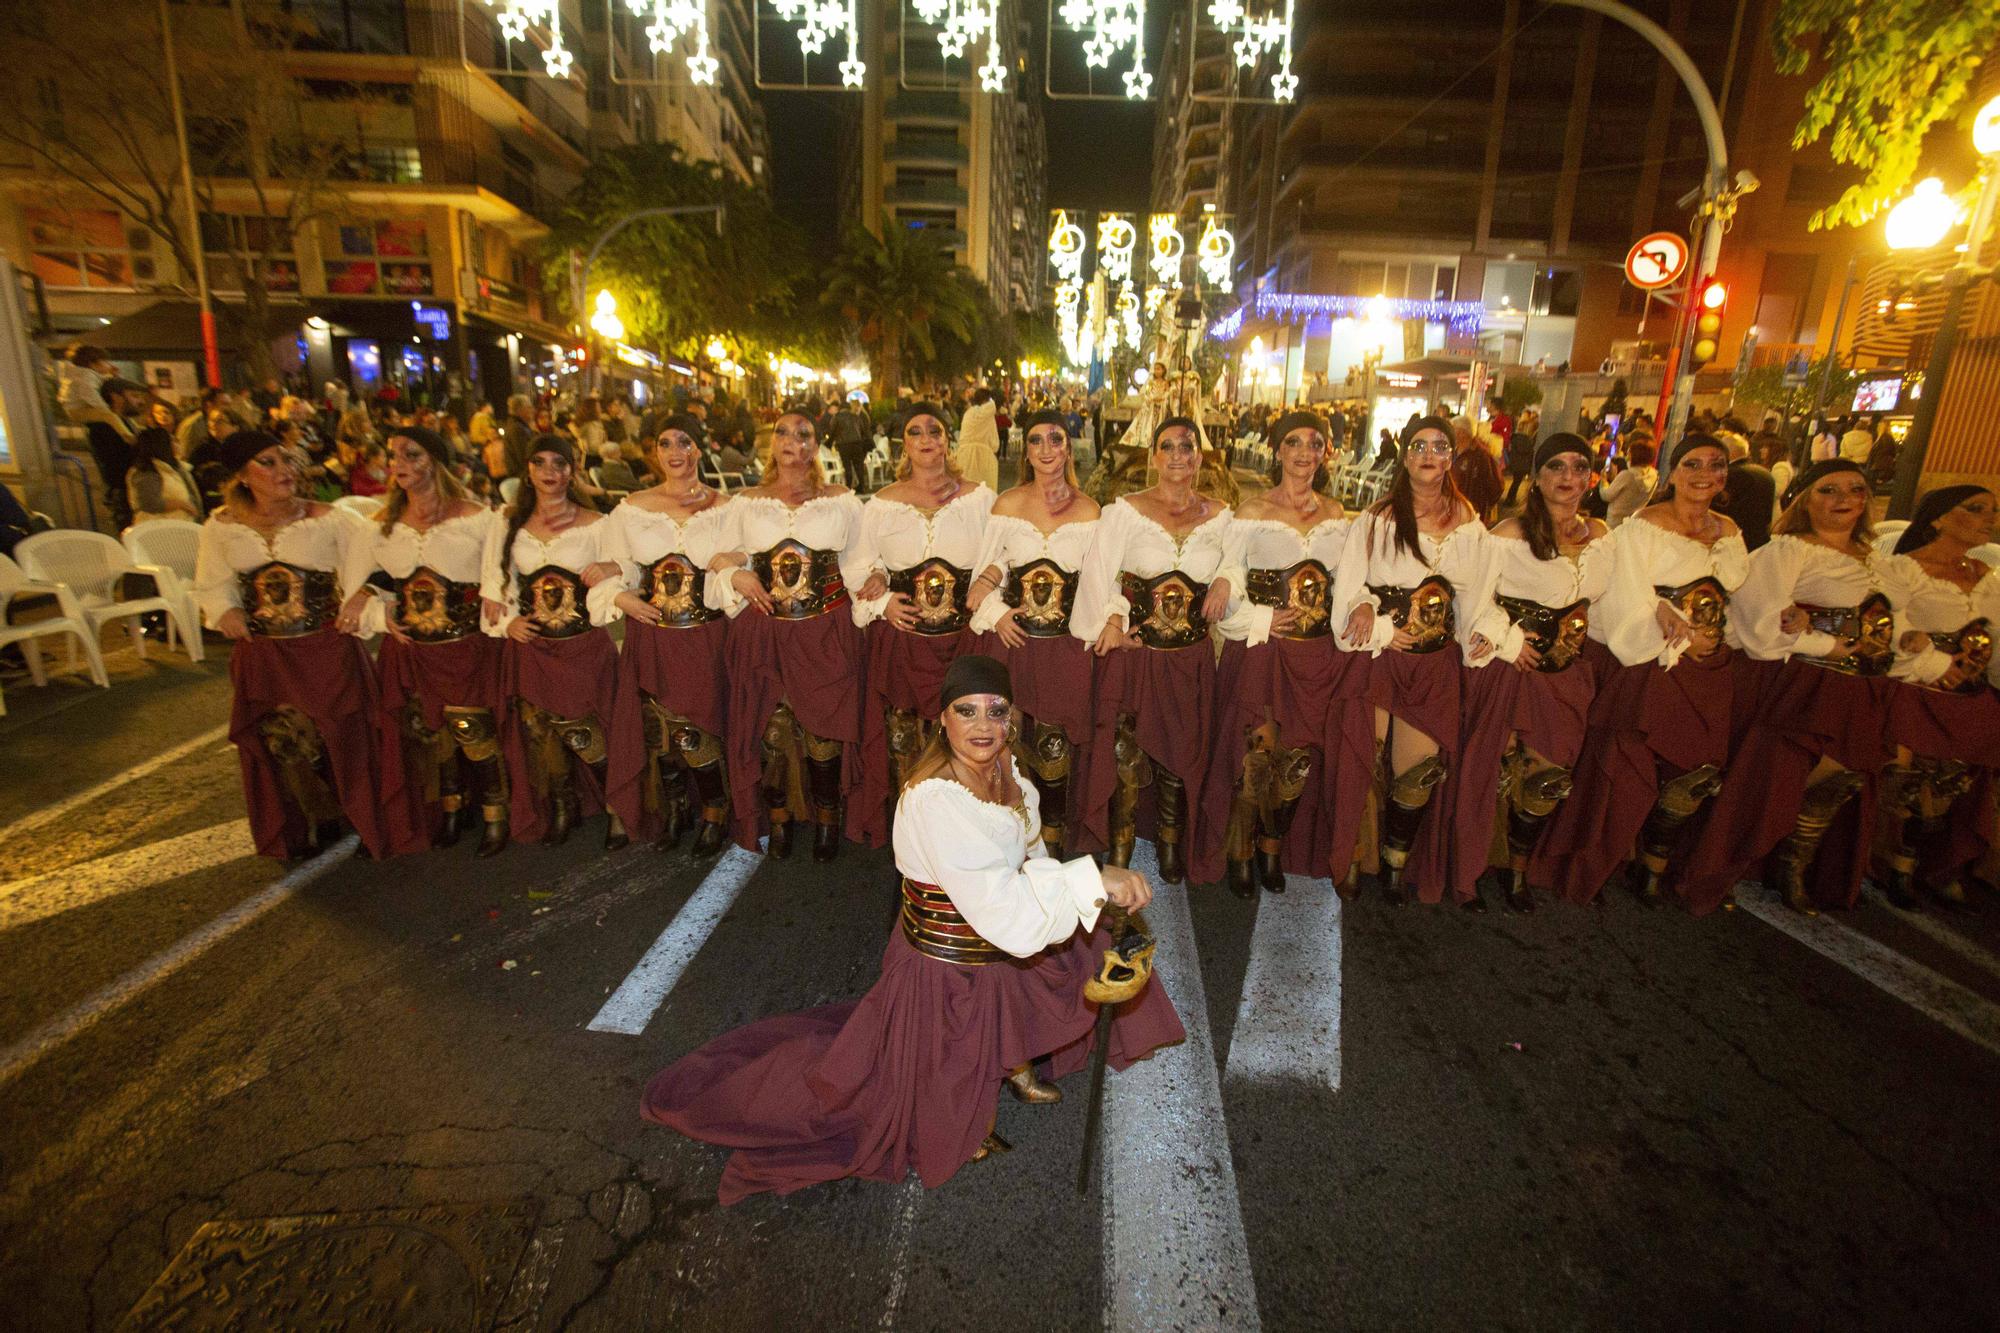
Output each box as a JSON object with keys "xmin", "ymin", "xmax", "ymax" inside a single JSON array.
[{"xmin": 120, "ymin": 1203, "xmax": 536, "ymax": 1332}]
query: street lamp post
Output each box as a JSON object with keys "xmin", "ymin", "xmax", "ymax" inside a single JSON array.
[
  {"xmin": 572, "ymin": 204, "xmax": 727, "ymax": 393},
  {"xmin": 1885, "ymin": 96, "xmax": 2000, "ymax": 520}
]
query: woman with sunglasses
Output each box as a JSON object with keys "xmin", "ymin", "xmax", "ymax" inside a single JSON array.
[
  {"xmin": 1530, "ymin": 434, "xmax": 1748, "ymax": 907},
  {"xmin": 964, "ymin": 408, "xmax": 1100, "ymax": 856},
  {"xmin": 1199, "ymin": 410, "xmax": 1374, "ymax": 897},
  {"xmin": 1074, "ymin": 417, "xmax": 1234, "ymax": 884},
  {"xmin": 1452, "ymin": 434, "xmax": 1614, "ymax": 913},
  {"xmin": 599, "ymin": 416, "xmax": 738, "ymax": 856},
  {"xmin": 845, "ymin": 403, "xmax": 996, "ymax": 847},
  {"xmin": 1330, "ymin": 415, "xmax": 1488, "ymax": 906},
  {"xmin": 1876, "ymin": 485, "xmax": 1999, "ymax": 910}
]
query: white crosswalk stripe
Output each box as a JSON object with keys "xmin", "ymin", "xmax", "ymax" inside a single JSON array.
[
  {"xmin": 1225, "ymin": 873, "xmax": 1343, "ymax": 1091},
  {"xmin": 586, "ymin": 844, "xmax": 765, "ymax": 1035},
  {"xmin": 0, "ymin": 819, "xmax": 254, "ymax": 933}
]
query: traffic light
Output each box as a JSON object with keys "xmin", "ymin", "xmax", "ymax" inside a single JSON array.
[{"xmin": 1690, "ymin": 280, "xmax": 1727, "ymax": 369}]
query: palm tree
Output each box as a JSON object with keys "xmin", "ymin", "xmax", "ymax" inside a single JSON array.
[{"xmin": 822, "ymin": 223, "xmax": 979, "ymax": 397}]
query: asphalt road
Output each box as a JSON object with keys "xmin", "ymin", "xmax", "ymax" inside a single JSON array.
[{"xmin": 3, "ymin": 643, "xmax": 1999, "ymax": 1332}]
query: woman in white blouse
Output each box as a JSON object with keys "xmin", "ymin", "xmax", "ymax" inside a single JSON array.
[
  {"xmin": 1676, "ymin": 459, "xmax": 1914, "ymax": 915},
  {"xmin": 1532, "ymin": 434, "xmax": 1747, "ymax": 907},
  {"xmin": 1331, "ymin": 415, "xmax": 1486, "ymax": 907},
  {"xmin": 480, "ymin": 433, "xmax": 628, "ymax": 850},
  {"xmin": 194, "ymin": 430, "xmax": 390, "ymax": 861},
  {"xmin": 845, "ymin": 403, "xmax": 995, "ymax": 848},
  {"xmin": 713, "ymin": 411, "xmax": 871, "ymax": 861},
  {"xmin": 335, "ymin": 425, "xmax": 505, "ymax": 856},
  {"xmin": 642, "ymin": 655, "xmax": 1182, "ymax": 1202},
  {"xmin": 1073, "ymin": 416, "xmax": 1234, "ymax": 884},
  {"xmin": 600, "ymin": 414, "xmax": 738, "ymax": 856},
  {"xmin": 1454, "ymin": 433, "xmax": 1613, "ymax": 913},
  {"xmin": 965, "ymin": 408, "xmax": 1099, "ymax": 856},
  {"xmin": 1878, "ymin": 486, "xmax": 1999, "ymax": 909},
  {"xmin": 1200, "ymin": 410, "xmax": 1373, "ymax": 897}
]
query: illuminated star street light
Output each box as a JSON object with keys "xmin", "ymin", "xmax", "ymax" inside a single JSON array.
[
  {"xmin": 769, "ymin": 0, "xmax": 866, "ymax": 85},
  {"xmin": 484, "ymin": 1, "xmax": 576, "ymax": 79},
  {"xmin": 1208, "ymin": 0, "xmax": 1296, "ymax": 102},
  {"xmin": 628, "ymin": 0, "xmax": 720, "ymax": 85},
  {"xmin": 1060, "ymin": 0, "xmax": 1152, "ymax": 99}
]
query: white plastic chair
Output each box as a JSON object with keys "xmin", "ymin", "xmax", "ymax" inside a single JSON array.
[
  {"xmin": 713, "ymin": 471, "xmax": 747, "ymax": 494},
  {"xmin": 16, "ymin": 530, "xmax": 201, "ymax": 665},
  {"xmin": 334, "ymin": 494, "xmax": 383, "ymax": 519},
  {"xmin": 121, "ymin": 519, "xmax": 207, "ymax": 663},
  {"xmin": 498, "ymin": 477, "xmax": 521, "ymax": 506},
  {"xmin": 0, "ymin": 552, "xmax": 110, "ymax": 714}
]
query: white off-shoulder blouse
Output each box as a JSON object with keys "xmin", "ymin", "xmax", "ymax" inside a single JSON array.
[
  {"xmin": 478, "ymin": 513, "xmax": 623, "ymax": 634},
  {"xmin": 1328, "ymin": 511, "xmax": 1487, "ymax": 656},
  {"xmin": 721, "ymin": 490, "xmax": 873, "ymax": 613},
  {"xmin": 195, "ymin": 506, "xmax": 368, "ymax": 628},
  {"xmin": 967, "ymin": 512, "xmax": 1099, "ymax": 639},
  {"xmin": 1593, "ymin": 517, "xmax": 1750, "ymax": 669},
  {"xmin": 340, "ymin": 508, "xmax": 497, "ymax": 637},
  {"xmin": 891, "ymin": 759, "xmax": 1105, "ymax": 958},
  {"xmin": 848, "ymin": 486, "xmax": 996, "ymax": 628},
  {"xmin": 1728, "ymin": 534, "xmax": 1918, "ymax": 663},
  {"xmin": 597, "ymin": 497, "xmax": 742, "ymax": 622},
  {"xmin": 1462, "ymin": 531, "xmax": 1616, "ymax": 667},
  {"xmin": 1073, "ymin": 496, "xmax": 1234, "ymax": 638},
  {"xmin": 1882, "ymin": 555, "xmax": 2000, "ymax": 688},
  {"xmin": 1217, "ymin": 514, "xmax": 1353, "ymax": 647}
]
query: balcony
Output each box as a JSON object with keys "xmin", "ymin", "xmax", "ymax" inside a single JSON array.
[
  {"xmin": 322, "ymin": 138, "xmax": 556, "ymax": 224},
  {"xmin": 495, "ymin": 74, "xmax": 591, "ymax": 159},
  {"xmin": 885, "ymin": 92, "xmax": 969, "ymax": 123},
  {"xmin": 887, "ymin": 179, "xmax": 969, "ymax": 207},
  {"xmin": 1284, "ymin": 143, "xmax": 1489, "ymax": 177},
  {"xmin": 886, "ymin": 138, "xmax": 970, "ymax": 166}
]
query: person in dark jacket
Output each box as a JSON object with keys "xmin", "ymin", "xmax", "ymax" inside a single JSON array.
[
  {"xmin": 1721, "ymin": 436, "xmax": 1777, "ymax": 551},
  {"xmin": 87, "ymin": 378, "xmax": 149, "ymax": 530}
]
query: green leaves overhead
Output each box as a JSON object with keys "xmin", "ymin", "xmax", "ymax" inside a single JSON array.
[
  {"xmin": 821, "ymin": 223, "xmax": 984, "ymax": 395},
  {"xmin": 1772, "ymin": 0, "xmax": 1999, "ymax": 229}
]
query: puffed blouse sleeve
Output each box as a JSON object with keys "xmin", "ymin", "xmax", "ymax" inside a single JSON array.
[
  {"xmin": 843, "ymin": 493, "xmax": 891, "ymax": 628},
  {"xmin": 1438, "ymin": 521, "xmax": 1488, "ymax": 649},
  {"xmin": 479, "ymin": 511, "xmax": 513, "ymax": 637},
  {"xmin": 701, "ymin": 503, "xmax": 743, "ymax": 615},
  {"xmin": 584, "ymin": 521, "xmax": 625, "ymax": 627},
  {"xmin": 1596, "ymin": 520, "xmax": 1673, "ymax": 667},
  {"xmin": 590, "ymin": 504, "xmax": 639, "ymax": 626},
  {"xmin": 892, "ymin": 781, "xmax": 1105, "ymax": 958},
  {"xmin": 1732, "ymin": 537, "xmax": 1836, "ymax": 662},
  {"xmin": 1461, "ymin": 535, "xmax": 1519, "ymax": 667},
  {"xmin": 1330, "ymin": 516, "xmax": 1396, "ymax": 655},
  {"xmin": 1214, "ymin": 518, "xmax": 1271, "ymax": 645},
  {"xmin": 967, "ymin": 514, "xmax": 1014, "ymax": 634},
  {"xmin": 194, "ymin": 517, "xmax": 242, "ymax": 628},
  {"xmin": 1074, "ymin": 499, "xmax": 1134, "ymax": 637}
]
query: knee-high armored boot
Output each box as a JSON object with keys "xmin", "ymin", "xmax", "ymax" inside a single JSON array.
[
  {"xmin": 884, "ymin": 706, "xmax": 930, "ymax": 837},
  {"xmin": 642, "ymin": 698, "xmax": 691, "ymax": 852},
  {"xmin": 402, "ymin": 700, "xmax": 462, "ymax": 846},
  {"xmin": 1769, "ymin": 766, "xmax": 1865, "ymax": 915},
  {"xmin": 1258, "ymin": 743, "xmax": 1313, "ymax": 893},
  {"xmin": 805, "ymin": 729, "xmax": 844, "ymax": 863},
  {"xmin": 1501, "ymin": 745, "xmax": 1573, "ymax": 913},
  {"xmin": 257, "ymin": 705, "xmax": 345, "ymax": 859},
  {"xmin": 1225, "ymin": 723, "xmax": 1274, "ymax": 899},
  {"xmin": 1380, "ymin": 752, "xmax": 1446, "ymax": 906},
  {"xmin": 673, "ymin": 720, "xmax": 731, "ymax": 857},
  {"xmin": 1108, "ymin": 712, "xmax": 1151, "ymax": 870},
  {"xmin": 762, "ymin": 705, "xmax": 802, "ymax": 858},
  {"xmin": 544, "ymin": 709, "xmax": 627, "ymax": 852},
  {"xmin": 443, "ymin": 705, "xmax": 509, "ymax": 857},
  {"xmin": 1628, "ymin": 763, "xmax": 1723, "ymax": 906},
  {"xmin": 1155, "ymin": 769, "xmax": 1189, "ymax": 885},
  {"xmin": 1017, "ymin": 715, "xmax": 1072, "ymax": 858},
  {"xmin": 1915, "ymin": 758, "xmax": 1977, "ymax": 908}
]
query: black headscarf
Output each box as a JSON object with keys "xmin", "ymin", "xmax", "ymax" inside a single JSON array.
[
  {"xmin": 1019, "ymin": 408, "xmax": 1068, "ymax": 438},
  {"xmin": 1894, "ymin": 483, "xmax": 1992, "ymax": 554},
  {"xmin": 1780, "ymin": 456, "xmax": 1867, "ymax": 509},
  {"xmin": 1267, "ymin": 409, "xmax": 1331, "ymax": 448},
  {"xmin": 1152, "ymin": 415, "xmax": 1200, "ymax": 445},
  {"xmin": 385, "ymin": 424, "xmax": 450, "ymax": 469},
  {"xmin": 1401, "ymin": 414, "xmax": 1454, "ymax": 448},
  {"xmin": 218, "ymin": 429, "xmax": 282, "ymax": 476},
  {"xmin": 940, "ymin": 654, "xmax": 1012, "ymax": 708},
  {"xmin": 1668, "ymin": 432, "xmax": 1728, "ymax": 470},
  {"xmin": 659, "ymin": 412, "xmax": 706, "ymax": 447},
  {"xmin": 526, "ymin": 431, "xmax": 578, "ymax": 469},
  {"xmin": 899, "ymin": 402, "xmax": 949, "ymax": 437},
  {"xmin": 1533, "ymin": 432, "xmax": 1592, "ymax": 470}
]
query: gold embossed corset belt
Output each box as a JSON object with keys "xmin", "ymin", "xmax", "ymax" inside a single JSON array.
[
  {"xmin": 1496, "ymin": 594, "xmax": 1591, "ymax": 672},
  {"xmin": 1246, "ymin": 560, "xmax": 1332, "ymax": 640},
  {"xmin": 1003, "ymin": 558, "xmax": 1078, "ymax": 637},
  {"xmin": 888, "ymin": 558, "xmax": 973, "ymax": 635},
  {"xmin": 1654, "ymin": 575, "xmax": 1729, "ymax": 656},
  {"xmin": 393, "ymin": 566, "xmax": 480, "ymax": 643},
  {"xmin": 752, "ymin": 541, "xmax": 849, "ymax": 620},
  {"xmin": 639, "ymin": 553, "xmax": 717, "ymax": 628},
  {"xmin": 1120, "ymin": 570, "xmax": 1211, "ymax": 649},
  {"xmin": 1798, "ymin": 592, "xmax": 1893, "ymax": 676},
  {"xmin": 518, "ymin": 565, "xmax": 592, "ymax": 639},
  {"xmin": 1927, "ymin": 618, "xmax": 1993, "ymax": 694},
  {"xmin": 1366, "ymin": 575, "xmax": 1455, "ymax": 653},
  {"xmin": 900, "ymin": 878, "xmax": 1006, "ymax": 965},
  {"xmin": 239, "ymin": 561, "xmax": 337, "ymax": 638}
]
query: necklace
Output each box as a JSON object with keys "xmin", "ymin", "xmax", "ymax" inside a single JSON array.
[{"xmin": 949, "ymin": 757, "xmax": 1004, "ymax": 802}]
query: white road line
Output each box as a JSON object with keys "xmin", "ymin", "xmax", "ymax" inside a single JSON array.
[
  {"xmin": 0, "ymin": 835, "xmax": 357, "ymax": 1089},
  {"xmin": 1740, "ymin": 891, "xmax": 2000, "ymax": 1059},
  {"xmin": 875, "ymin": 1179, "xmax": 923, "ymax": 1332},
  {"xmin": 586, "ymin": 844, "xmax": 764, "ymax": 1035},
  {"xmin": 1103, "ymin": 842, "xmax": 1261, "ymax": 1333},
  {"xmin": 1859, "ymin": 886, "xmax": 2000, "ymax": 987},
  {"xmin": 0, "ymin": 818, "xmax": 253, "ymax": 933},
  {"xmin": 0, "ymin": 722, "xmax": 230, "ymax": 843},
  {"xmin": 1225, "ymin": 873, "xmax": 1342, "ymax": 1091}
]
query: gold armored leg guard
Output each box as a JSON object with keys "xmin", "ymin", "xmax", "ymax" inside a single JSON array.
[
  {"xmin": 548, "ymin": 712, "xmax": 625, "ymax": 851},
  {"xmin": 1629, "ymin": 763, "xmax": 1723, "ymax": 907},
  {"xmin": 1108, "ymin": 712, "xmax": 1152, "ymax": 869},
  {"xmin": 672, "ymin": 719, "xmax": 731, "ymax": 858},
  {"xmin": 258, "ymin": 706, "xmax": 344, "ymax": 855},
  {"xmin": 1877, "ymin": 760, "xmax": 1925, "ymax": 910},
  {"xmin": 1500, "ymin": 743, "xmax": 1572, "ymax": 914},
  {"xmin": 804, "ymin": 726, "xmax": 844, "ymax": 863},
  {"xmin": 443, "ymin": 705, "xmax": 508, "ymax": 857},
  {"xmin": 518, "ymin": 703, "xmax": 575, "ymax": 846},
  {"xmin": 1015, "ymin": 715, "xmax": 1073, "ymax": 858},
  {"xmin": 1380, "ymin": 752, "xmax": 1446, "ymax": 906},
  {"xmin": 641, "ymin": 697, "xmax": 691, "ymax": 852},
  {"xmin": 761, "ymin": 704, "xmax": 807, "ymax": 858},
  {"xmin": 1258, "ymin": 741, "xmax": 1312, "ymax": 895},
  {"xmin": 1155, "ymin": 768, "xmax": 1189, "ymax": 885},
  {"xmin": 400, "ymin": 699, "xmax": 463, "ymax": 845},
  {"xmin": 884, "ymin": 705, "xmax": 931, "ymax": 838},
  {"xmin": 1225, "ymin": 723, "xmax": 1275, "ymax": 899},
  {"xmin": 1770, "ymin": 766, "xmax": 1866, "ymax": 915},
  {"xmin": 1910, "ymin": 757, "xmax": 1975, "ymax": 909}
]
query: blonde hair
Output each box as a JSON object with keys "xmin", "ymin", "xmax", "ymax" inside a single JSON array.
[
  {"xmin": 758, "ymin": 412, "xmax": 826, "ymax": 486},
  {"xmin": 1012, "ymin": 422, "xmax": 1082, "ymax": 489},
  {"xmin": 377, "ymin": 444, "xmax": 473, "ymax": 535},
  {"xmin": 897, "ymin": 708, "xmax": 1019, "ymax": 793}
]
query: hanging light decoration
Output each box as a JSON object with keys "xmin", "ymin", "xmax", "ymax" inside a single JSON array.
[
  {"xmin": 1048, "ymin": 209, "xmax": 1088, "ymax": 285},
  {"xmin": 769, "ymin": 0, "xmax": 867, "ymax": 87},
  {"xmin": 1147, "ymin": 212, "xmax": 1184, "ymax": 288},
  {"xmin": 914, "ymin": 0, "xmax": 1009, "ymax": 92},
  {"xmin": 1197, "ymin": 205, "xmax": 1235, "ymax": 292},
  {"xmin": 1096, "ymin": 213, "xmax": 1137, "ymax": 285},
  {"xmin": 1206, "ymin": 0, "xmax": 1296, "ymax": 101},
  {"xmin": 627, "ymin": 0, "xmax": 720, "ymax": 84},
  {"xmin": 1058, "ymin": 0, "xmax": 1152, "ymax": 99},
  {"xmin": 1115, "ymin": 284, "xmax": 1143, "ymax": 351},
  {"xmin": 485, "ymin": 1, "xmax": 575, "ymax": 79}
]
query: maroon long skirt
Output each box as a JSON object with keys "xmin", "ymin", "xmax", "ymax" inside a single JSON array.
[
  {"xmin": 1366, "ymin": 646, "xmax": 1463, "ymax": 903},
  {"xmin": 850, "ymin": 622, "xmax": 973, "ymax": 847},
  {"xmin": 1531, "ymin": 646, "xmax": 1736, "ymax": 905},
  {"xmin": 1074, "ymin": 642, "xmax": 1217, "ymax": 862},
  {"xmin": 1448, "ymin": 644, "xmax": 1601, "ymax": 900},
  {"xmin": 1676, "ymin": 662, "xmax": 1893, "ymax": 914},
  {"xmin": 1192, "ymin": 637, "xmax": 1374, "ymax": 885},
  {"xmin": 606, "ymin": 617, "xmax": 729, "ymax": 842},
  {"xmin": 228, "ymin": 630, "xmax": 391, "ymax": 859},
  {"xmin": 725, "ymin": 609, "xmax": 866, "ymax": 851},
  {"xmin": 373, "ymin": 633, "xmax": 504, "ymax": 855},
  {"xmin": 1888, "ymin": 683, "xmax": 2000, "ymax": 891},
  {"xmin": 500, "ymin": 629, "xmax": 625, "ymax": 843},
  {"xmin": 970, "ymin": 630, "xmax": 1094, "ymax": 841},
  {"xmin": 641, "ymin": 924, "xmax": 1186, "ymax": 1204}
]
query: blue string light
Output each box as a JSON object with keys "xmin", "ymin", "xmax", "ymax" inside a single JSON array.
[{"xmin": 1209, "ymin": 293, "xmax": 1487, "ymax": 340}]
